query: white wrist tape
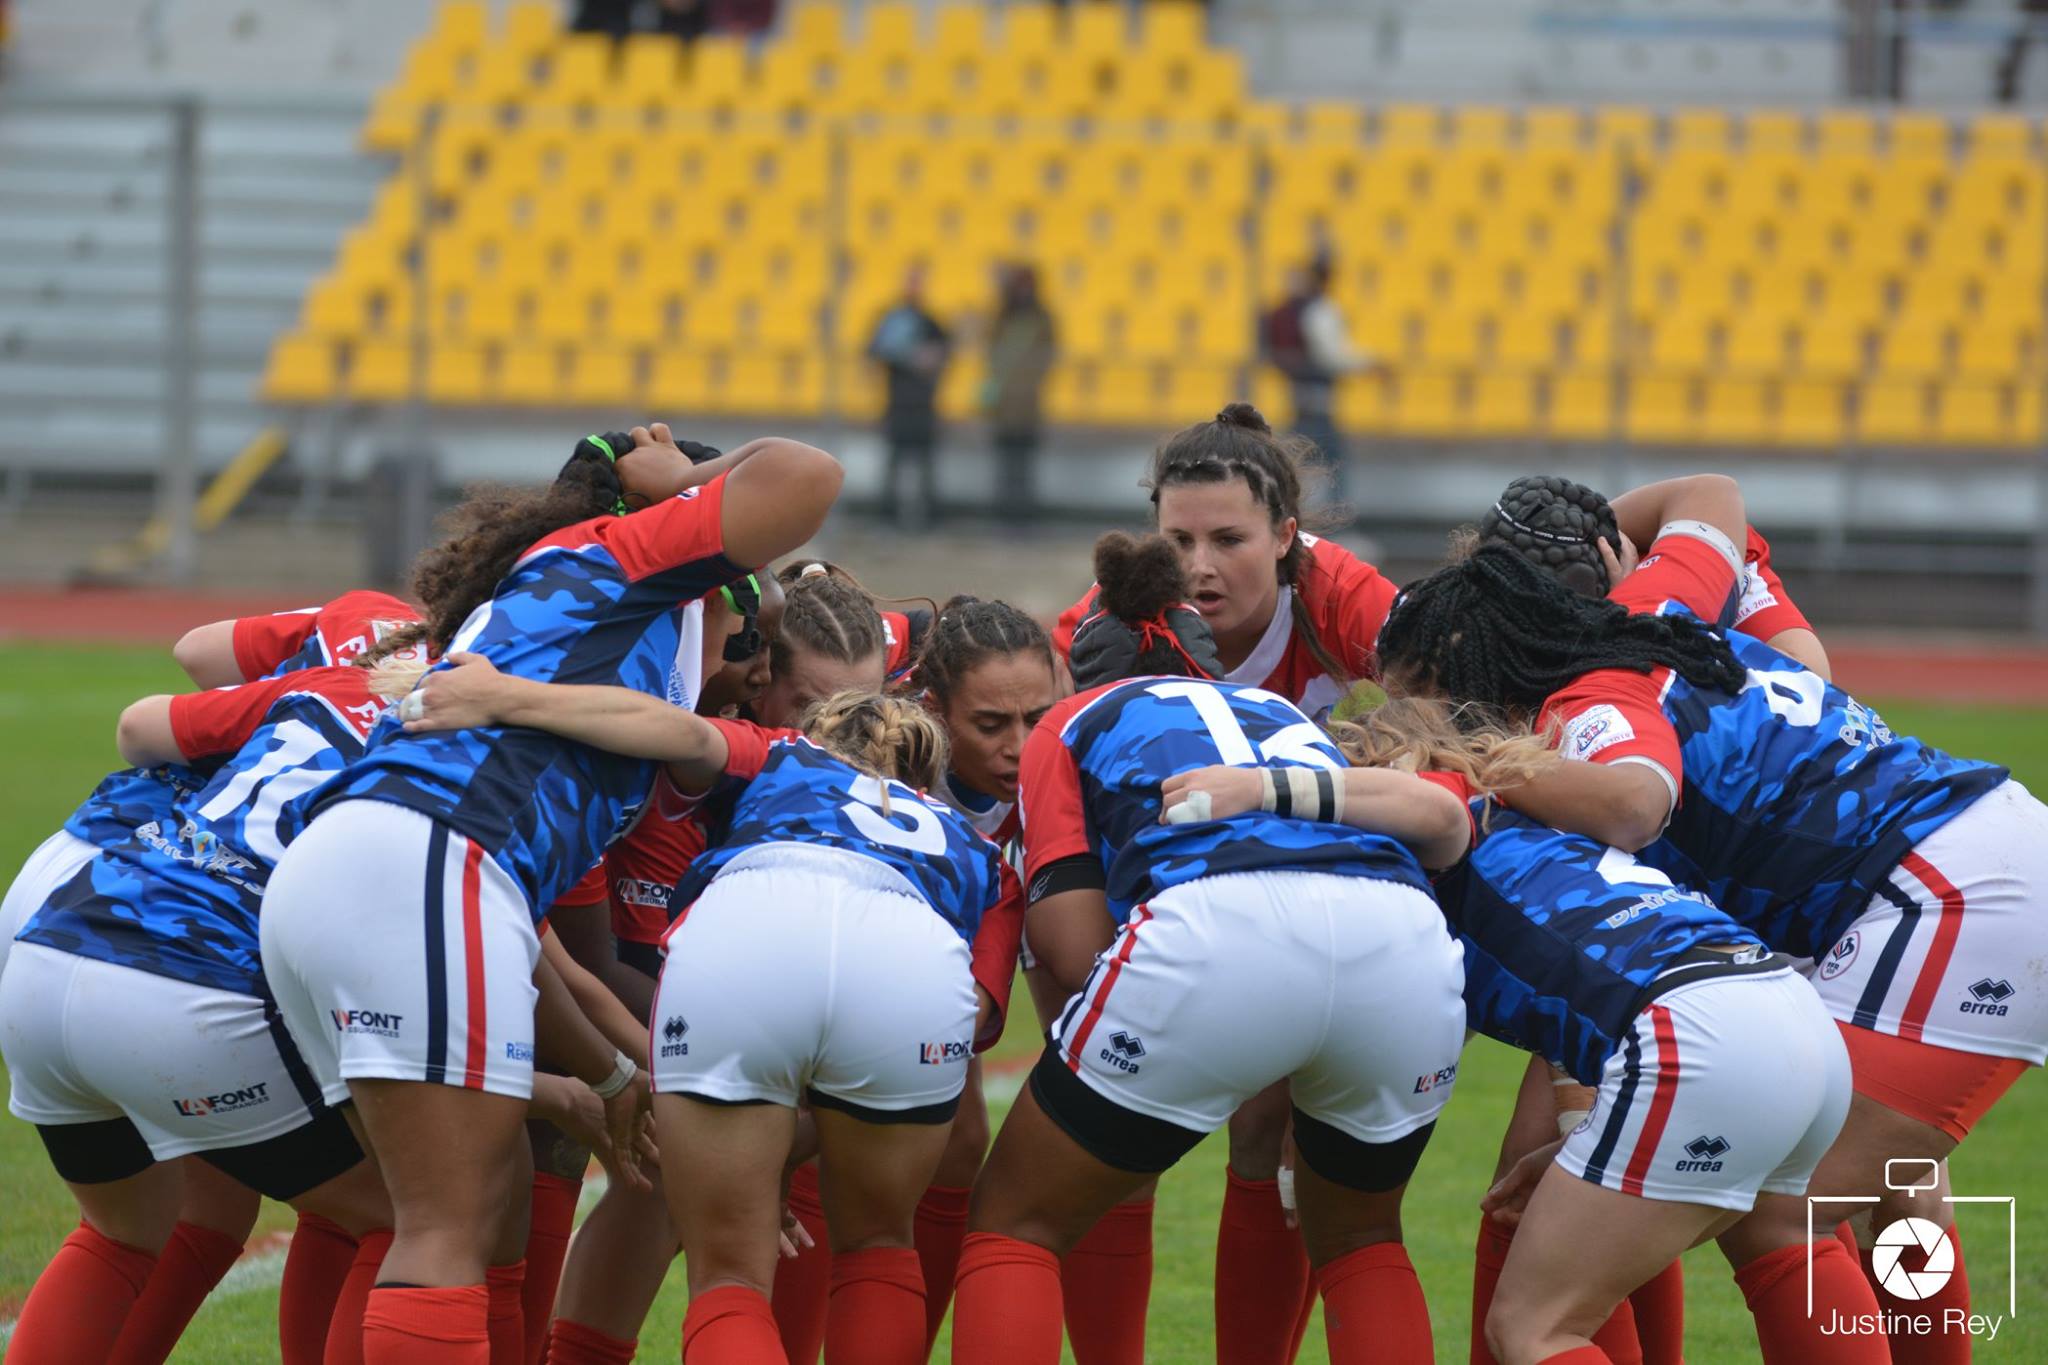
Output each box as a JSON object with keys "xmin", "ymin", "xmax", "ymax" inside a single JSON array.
[
  {"xmin": 591, "ymin": 1049, "xmax": 637, "ymax": 1100},
  {"xmin": 1165, "ymin": 790, "xmax": 1213, "ymax": 825},
  {"xmin": 398, "ymin": 691, "xmax": 425, "ymax": 724},
  {"xmin": 1259, "ymin": 766, "xmax": 1347, "ymax": 823}
]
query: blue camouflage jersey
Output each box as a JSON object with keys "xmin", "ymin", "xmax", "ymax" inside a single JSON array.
[
  {"xmin": 1021, "ymin": 679, "xmax": 1430, "ymax": 925},
  {"xmin": 673, "ymin": 729, "xmax": 1005, "ymax": 942},
  {"xmin": 1546, "ymin": 615, "xmax": 2008, "ymax": 960},
  {"xmin": 1441, "ymin": 804, "xmax": 1770, "ymax": 1085},
  {"xmin": 20, "ymin": 667, "xmax": 387, "ymax": 996},
  {"xmin": 300, "ymin": 484, "xmax": 741, "ymax": 919}
]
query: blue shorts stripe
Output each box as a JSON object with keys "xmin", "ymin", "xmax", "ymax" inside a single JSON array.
[
  {"xmin": 422, "ymin": 822, "xmax": 450, "ymax": 1085},
  {"xmin": 1581, "ymin": 1028, "xmax": 1643, "ymax": 1187},
  {"xmin": 1852, "ymin": 880, "xmax": 1922, "ymax": 1030}
]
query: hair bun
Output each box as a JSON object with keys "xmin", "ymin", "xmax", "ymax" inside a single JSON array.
[
  {"xmin": 1092, "ymin": 531, "xmax": 1189, "ymax": 623},
  {"xmin": 1215, "ymin": 402, "xmax": 1272, "ymax": 434}
]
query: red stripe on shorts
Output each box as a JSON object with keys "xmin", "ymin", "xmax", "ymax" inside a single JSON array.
[
  {"xmin": 1064, "ymin": 906, "xmax": 1151, "ymax": 1073},
  {"xmin": 461, "ymin": 840, "xmax": 488, "ymax": 1089},
  {"xmin": 1620, "ymin": 1005, "xmax": 1680, "ymax": 1197},
  {"xmin": 1897, "ymin": 851, "xmax": 1966, "ymax": 1043}
]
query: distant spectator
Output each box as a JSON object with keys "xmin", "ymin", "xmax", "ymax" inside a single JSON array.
[
  {"xmin": 983, "ymin": 263, "xmax": 1057, "ymax": 518},
  {"xmin": 568, "ymin": 0, "xmax": 778, "ymax": 44},
  {"xmin": 868, "ymin": 263, "xmax": 951, "ymax": 530},
  {"xmin": 1261, "ymin": 256, "xmax": 1372, "ymax": 506}
]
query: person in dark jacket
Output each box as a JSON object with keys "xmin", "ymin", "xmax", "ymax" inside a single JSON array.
[
  {"xmin": 983, "ymin": 263, "xmax": 1057, "ymax": 519},
  {"xmin": 867, "ymin": 263, "xmax": 950, "ymax": 530}
]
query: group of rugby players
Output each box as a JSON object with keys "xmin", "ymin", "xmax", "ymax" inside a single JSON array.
[{"xmin": 1, "ymin": 403, "xmax": 2041, "ymax": 1365}]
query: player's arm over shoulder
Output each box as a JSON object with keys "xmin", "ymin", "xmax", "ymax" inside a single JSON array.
[{"xmin": 1500, "ymin": 676, "xmax": 1682, "ymax": 852}]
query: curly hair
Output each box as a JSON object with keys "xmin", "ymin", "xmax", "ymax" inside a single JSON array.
[
  {"xmin": 916, "ymin": 595, "xmax": 1053, "ymax": 704},
  {"xmin": 800, "ymin": 690, "xmax": 950, "ymax": 807},
  {"xmin": 1378, "ymin": 544, "xmax": 1748, "ymax": 717},
  {"xmin": 1330, "ymin": 696, "xmax": 1558, "ymax": 800},
  {"xmin": 1144, "ymin": 402, "xmax": 1350, "ymax": 685}
]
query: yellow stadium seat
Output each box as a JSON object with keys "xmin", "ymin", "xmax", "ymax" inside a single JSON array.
[
  {"xmin": 1857, "ymin": 379, "xmax": 1932, "ymax": 442},
  {"xmin": 2015, "ymin": 386, "xmax": 2044, "ymax": 442},
  {"xmin": 1592, "ymin": 107, "xmax": 1655, "ymax": 158},
  {"xmin": 1496, "ymin": 312, "xmax": 1561, "ymax": 370},
  {"xmin": 1378, "ymin": 104, "xmax": 1442, "ymax": 148},
  {"xmin": 1725, "ymin": 315, "xmax": 1792, "ymax": 375},
  {"xmin": 1070, "ymin": 3, "xmax": 1129, "ymax": 56},
  {"xmin": 1452, "ymin": 107, "xmax": 1514, "ymax": 152},
  {"xmin": 262, "ymin": 334, "xmax": 337, "ymax": 401},
  {"xmin": 1648, "ymin": 314, "xmax": 1716, "ymax": 372},
  {"xmin": 348, "ymin": 338, "xmax": 414, "ymax": 401},
  {"xmin": 618, "ymin": 34, "xmax": 682, "ymax": 91},
  {"xmin": 1333, "ymin": 372, "xmax": 1390, "ymax": 433},
  {"xmin": 1800, "ymin": 319, "xmax": 1869, "ymax": 377},
  {"xmin": 862, "ymin": 2, "xmax": 919, "ymax": 56},
  {"xmin": 1776, "ymin": 378, "xmax": 1846, "ymax": 444},
  {"xmin": 564, "ymin": 347, "xmax": 639, "ymax": 405},
  {"xmin": 1419, "ymin": 313, "xmax": 1485, "ymax": 366},
  {"xmin": 785, "ymin": 4, "xmax": 845, "ymax": 53},
  {"xmin": 1520, "ymin": 107, "xmax": 1583, "ymax": 153},
  {"xmin": 1744, "ymin": 110, "xmax": 1805, "ymax": 154},
  {"xmin": 684, "ymin": 38, "xmax": 749, "ymax": 105},
  {"xmin": 437, "ymin": 1, "xmax": 487, "ymax": 48},
  {"xmin": 1967, "ymin": 114, "xmax": 2035, "ymax": 159},
  {"xmin": 1957, "ymin": 319, "xmax": 2035, "ymax": 379},
  {"xmin": 1627, "ymin": 375, "xmax": 1696, "ymax": 442},
  {"xmin": 1547, "ymin": 372, "xmax": 1613, "ymax": 438},
  {"xmin": 646, "ymin": 347, "xmax": 711, "ymax": 409},
  {"xmin": 1888, "ymin": 113, "xmax": 1951, "ymax": 161},
  {"xmin": 1878, "ymin": 323, "xmax": 1951, "ymax": 378},
  {"xmin": 1700, "ymin": 377, "xmax": 1770, "ymax": 443},
  {"xmin": 494, "ymin": 344, "xmax": 560, "ymax": 403},
  {"xmin": 1468, "ymin": 372, "xmax": 1536, "ymax": 435},
  {"xmin": 1390, "ymin": 371, "xmax": 1459, "ymax": 435},
  {"xmin": 1143, "ymin": 2, "xmax": 1205, "ymax": 57},
  {"xmin": 1670, "ymin": 108, "xmax": 1731, "ymax": 151},
  {"xmin": 1935, "ymin": 381, "xmax": 2009, "ymax": 445},
  {"xmin": 503, "ymin": 1, "xmax": 557, "ymax": 53},
  {"xmin": 1816, "ymin": 111, "xmax": 1876, "ymax": 155},
  {"xmin": 424, "ymin": 345, "xmax": 488, "ymax": 403},
  {"xmin": 1002, "ymin": 4, "xmax": 1059, "ymax": 56}
]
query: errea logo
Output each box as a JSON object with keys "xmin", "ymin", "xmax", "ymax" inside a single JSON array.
[{"xmin": 1962, "ymin": 979, "xmax": 2014, "ymax": 1016}]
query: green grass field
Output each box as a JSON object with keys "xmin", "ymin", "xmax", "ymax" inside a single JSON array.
[{"xmin": 2, "ymin": 641, "xmax": 2045, "ymax": 1362}]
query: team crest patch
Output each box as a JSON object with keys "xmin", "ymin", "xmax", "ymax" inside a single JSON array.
[
  {"xmin": 1562, "ymin": 704, "xmax": 1634, "ymax": 761},
  {"xmin": 1817, "ymin": 931, "xmax": 1860, "ymax": 982}
]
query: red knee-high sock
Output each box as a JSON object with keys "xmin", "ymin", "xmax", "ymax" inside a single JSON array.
[
  {"xmin": 1735, "ymin": 1241, "xmax": 1888, "ymax": 1364},
  {"xmin": 952, "ymin": 1232, "xmax": 1063, "ymax": 1365},
  {"xmin": 1470, "ymin": 1216, "xmax": 1516, "ymax": 1365},
  {"xmin": 274, "ymin": 1214, "xmax": 360, "ymax": 1365},
  {"xmin": 107, "ymin": 1218, "xmax": 246, "ymax": 1363},
  {"xmin": 1865, "ymin": 1225, "xmax": 1973, "ymax": 1365},
  {"xmin": 7, "ymin": 1222, "xmax": 159, "ymax": 1363},
  {"xmin": 1283, "ymin": 1270, "xmax": 1319, "ymax": 1364},
  {"xmin": 1318, "ymin": 1242, "xmax": 1432, "ymax": 1365},
  {"xmin": 1216, "ymin": 1171, "xmax": 1311, "ymax": 1365},
  {"xmin": 486, "ymin": 1262, "xmax": 526, "ymax": 1364},
  {"xmin": 913, "ymin": 1185, "xmax": 971, "ymax": 1352},
  {"xmin": 544, "ymin": 1318, "xmax": 638, "ymax": 1364},
  {"xmin": 774, "ymin": 1163, "xmax": 833, "ymax": 1365},
  {"xmin": 1061, "ymin": 1199, "xmax": 1153, "ymax": 1365},
  {"xmin": 683, "ymin": 1284, "xmax": 789, "ymax": 1364},
  {"xmin": 1590, "ymin": 1297, "xmax": 1644, "ymax": 1365},
  {"xmin": 323, "ymin": 1229, "xmax": 392, "ymax": 1365},
  {"xmin": 361, "ymin": 1283, "xmax": 490, "ymax": 1364},
  {"xmin": 522, "ymin": 1173, "xmax": 582, "ymax": 1365},
  {"xmin": 824, "ymin": 1246, "xmax": 925, "ymax": 1365},
  {"xmin": 1627, "ymin": 1260, "xmax": 1685, "ymax": 1365}
]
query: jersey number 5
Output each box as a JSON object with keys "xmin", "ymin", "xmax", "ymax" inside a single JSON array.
[{"xmin": 841, "ymin": 775, "xmax": 949, "ymax": 856}]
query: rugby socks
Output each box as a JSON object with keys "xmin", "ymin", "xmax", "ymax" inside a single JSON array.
[
  {"xmin": 1627, "ymin": 1259, "xmax": 1685, "ymax": 1365},
  {"xmin": 1317, "ymin": 1242, "xmax": 1432, "ymax": 1365},
  {"xmin": 913, "ymin": 1184, "xmax": 972, "ymax": 1351},
  {"xmin": 682, "ymin": 1285, "xmax": 787, "ymax": 1363},
  {"xmin": 543, "ymin": 1318, "xmax": 639, "ymax": 1364},
  {"xmin": 1062, "ymin": 1198, "xmax": 1154, "ymax": 1364},
  {"xmin": 952, "ymin": 1232, "xmax": 1064, "ymax": 1365},
  {"xmin": 361, "ymin": 1283, "xmax": 490, "ymax": 1363},
  {"xmin": 772, "ymin": 1162, "xmax": 833, "ymax": 1364},
  {"xmin": 1734, "ymin": 1240, "xmax": 1888, "ymax": 1363},
  {"xmin": 1284, "ymin": 1274, "xmax": 1319, "ymax": 1362},
  {"xmin": 521, "ymin": 1173, "xmax": 584, "ymax": 1364},
  {"xmin": 825, "ymin": 1247, "xmax": 925, "ymax": 1364},
  {"xmin": 1590, "ymin": 1299, "xmax": 1644, "ymax": 1365},
  {"xmin": 487, "ymin": 1261, "xmax": 527, "ymax": 1364},
  {"xmin": 1865, "ymin": 1226, "xmax": 1972, "ymax": 1365},
  {"xmin": 1468, "ymin": 1215, "xmax": 1516, "ymax": 1365},
  {"xmin": 324, "ymin": 1229, "xmax": 393, "ymax": 1365},
  {"xmin": 1216, "ymin": 1171, "xmax": 1310, "ymax": 1365},
  {"xmin": 109, "ymin": 1218, "xmax": 246, "ymax": 1363},
  {"xmin": 6, "ymin": 1221, "xmax": 158, "ymax": 1363},
  {"xmin": 274, "ymin": 1214, "xmax": 358, "ymax": 1365}
]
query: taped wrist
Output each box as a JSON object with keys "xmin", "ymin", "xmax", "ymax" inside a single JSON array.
[{"xmin": 1258, "ymin": 766, "xmax": 1347, "ymax": 823}]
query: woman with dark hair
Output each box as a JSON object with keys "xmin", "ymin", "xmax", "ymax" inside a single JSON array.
[
  {"xmin": 951, "ymin": 531, "xmax": 1468, "ymax": 1365},
  {"xmin": 1050, "ymin": 403, "xmax": 1398, "ymax": 1359},
  {"xmin": 256, "ymin": 425, "xmax": 842, "ymax": 1360},
  {"xmin": 984, "ymin": 263, "xmax": 1056, "ymax": 516},
  {"xmin": 1381, "ymin": 510, "xmax": 2048, "ymax": 1361}
]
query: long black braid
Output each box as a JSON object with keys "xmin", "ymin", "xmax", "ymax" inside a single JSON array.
[{"xmin": 1379, "ymin": 544, "xmax": 1748, "ymax": 716}]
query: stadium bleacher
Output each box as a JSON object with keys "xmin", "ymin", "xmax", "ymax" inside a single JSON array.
[{"xmin": 263, "ymin": 0, "xmax": 2047, "ymax": 449}]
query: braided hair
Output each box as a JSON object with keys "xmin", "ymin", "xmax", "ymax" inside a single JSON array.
[
  {"xmin": 1378, "ymin": 545, "xmax": 1748, "ymax": 718},
  {"xmin": 771, "ymin": 561, "xmax": 887, "ymax": 677},
  {"xmin": 916, "ymin": 596, "xmax": 1054, "ymax": 704},
  {"xmin": 801, "ymin": 690, "xmax": 951, "ymax": 806},
  {"xmin": 1145, "ymin": 403, "xmax": 1350, "ymax": 686},
  {"xmin": 1475, "ymin": 475, "xmax": 1621, "ymax": 597}
]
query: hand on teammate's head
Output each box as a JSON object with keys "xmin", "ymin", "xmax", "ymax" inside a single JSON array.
[{"xmin": 613, "ymin": 423, "xmax": 696, "ymax": 506}]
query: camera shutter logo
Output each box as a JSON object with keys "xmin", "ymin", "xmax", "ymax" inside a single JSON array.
[{"xmin": 1870, "ymin": 1217, "xmax": 1956, "ymax": 1301}]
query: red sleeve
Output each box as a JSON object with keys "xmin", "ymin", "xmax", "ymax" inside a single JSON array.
[
  {"xmin": 702, "ymin": 717, "xmax": 800, "ymax": 780},
  {"xmin": 1608, "ymin": 531, "xmax": 1739, "ymax": 624},
  {"xmin": 314, "ymin": 591, "xmax": 421, "ymax": 667},
  {"xmin": 592, "ymin": 474, "xmax": 732, "ymax": 584},
  {"xmin": 1416, "ymin": 769, "xmax": 1482, "ymax": 853},
  {"xmin": 1051, "ymin": 587, "xmax": 1098, "ymax": 660},
  {"xmin": 968, "ymin": 862, "xmax": 1025, "ymax": 1052},
  {"xmin": 231, "ymin": 608, "xmax": 321, "ymax": 680},
  {"xmin": 551, "ymin": 862, "xmax": 610, "ymax": 910},
  {"xmin": 881, "ymin": 611, "xmax": 916, "ymax": 680},
  {"xmin": 1537, "ymin": 669, "xmax": 1684, "ymax": 789},
  {"xmin": 1018, "ymin": 705, "xmax": 1092, "ymax": 883},
  {"xmin": 166, "ymin": 672, "xmax": 307, "ymax": 759},
  {"xmin": 1302, "ymin": 537, "xmax": 1398, "ymax": 680},
  {"xmin": 1732, "ymin": 527, "xmax": 1814, "ymax": 641}
]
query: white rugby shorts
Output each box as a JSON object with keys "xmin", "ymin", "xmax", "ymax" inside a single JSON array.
[
  {"xmin": 0, "ymin": 829, "xmax": 97, "ymax": 981},
  {"xmin": 1, "ymin": 941, "xmax": 328, "ymax": 1159},
  {"xmin": 652, "ymin": 845, "xmax": 977, "ymax": 1119},
  {"xmin": 260, "ymin": 799, "xmax": 542, "ymax": 1103},
  {"xmin": 1807, "ymin": 779, "xmax": 2048, "ymax": 1065},
  {"xmin": 1557, "ymin": 965, "xmax": 1850, "ymax": 1212},
  {"xmin": 1048, "ymin": 870, "xmax": 1468, "ymax": 1142}
]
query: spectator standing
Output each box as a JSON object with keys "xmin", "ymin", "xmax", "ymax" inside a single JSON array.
[
  {"xmin": 1261, "ymin": 256, "xmax": 1372, "ymax": 506},
  {"xmin": 983, "ymin": 263, "xmax": 1057, "ymax": 519},
  {"xmin": 868, "ymin": 263, "xmax": 951, "ymax": 530}
]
